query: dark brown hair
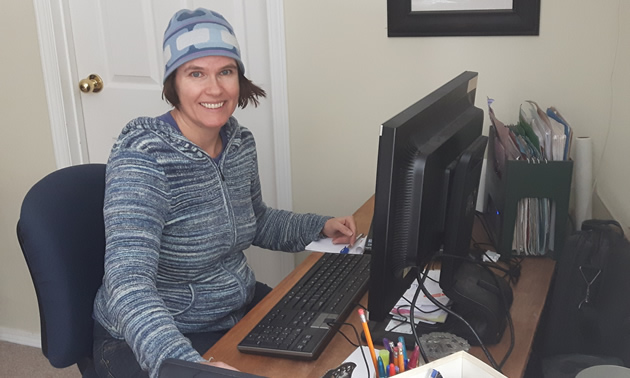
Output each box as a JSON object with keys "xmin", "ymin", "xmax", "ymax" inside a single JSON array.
[{"xmin": 162, "ymin": 70, "xmax": 266, "ymax": 109}]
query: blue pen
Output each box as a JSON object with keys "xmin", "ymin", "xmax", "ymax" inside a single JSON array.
[
  {"xmin": 340, "ymin": 233, "xmax": 364, "ymax": 254},
  {"xmin": 377, "ymin": 356, "xmax": 386, "ymax": 378},
  {"xmin": 430, "ymin": 369, "xmax": 443, "ymax": 378},
  {"xmin": 398, "ymin": 336, "xmax": 408, "ymax": 361}
]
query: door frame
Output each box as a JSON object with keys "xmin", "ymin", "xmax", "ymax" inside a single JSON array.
[{"xmin": 32, "ymin": 0, "xmax": 293, "ymax": 211}]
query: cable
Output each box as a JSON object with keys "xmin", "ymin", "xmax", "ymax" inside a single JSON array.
[
  {"xmin": 408, "ymin": 265, "xmax": 430, "ymax": 365},
  {"xmin": 328, "ymin": 321, "xmax": 371, "ymax": 376},
  {"xmin": 438, "ymin": 253, "xmax": 522, "ymax": 285}
]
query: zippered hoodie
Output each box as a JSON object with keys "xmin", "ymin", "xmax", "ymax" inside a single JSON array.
[{"xmin": 92, "ymin": 116, "xmax": 330, "ymax": 377}]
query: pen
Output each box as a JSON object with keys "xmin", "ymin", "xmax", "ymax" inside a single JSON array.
[
  {"xmin": 357, "ymin": 309, "xmax": 378, "ymax": 373},
  {"xmin": 377, "ymin": 356, "xmax": 386, "ymax": 378},
  {"xmin": 398, "ymin": 336, "xmax": 408, "ymax": 361},
  {"xmin": 340, "ymin": 233, "xmax": 365, "ymax": 254},
  {"xmin": 388, "ymin": 363, "xmax": 396, "ymax": 377},
  {"xmin": 430, "ymin": 369, "xmax": 443, "ymax": 378}
]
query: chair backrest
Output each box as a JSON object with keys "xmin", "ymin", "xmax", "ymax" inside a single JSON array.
[{"xmin": 17, "ymin": 164, "xmax": 106, "ymax": 369}]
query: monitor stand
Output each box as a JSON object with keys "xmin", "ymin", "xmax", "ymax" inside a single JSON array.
[{"xmin": 367, "ymin": 263, "xmax": 513, "ymax": 349}]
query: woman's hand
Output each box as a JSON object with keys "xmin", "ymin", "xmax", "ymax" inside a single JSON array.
[
  {"xmin": 200, "ymin": 360, "xmax": 240, "ymax": 371},
  {"xmin": 321, "ymin": 216, "xmax": 357, "ymax": 246}
]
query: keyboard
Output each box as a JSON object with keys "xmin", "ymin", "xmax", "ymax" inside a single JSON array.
[{"xmin": 237, "ymin": 253, "xmax": 371, "ymax": 359}]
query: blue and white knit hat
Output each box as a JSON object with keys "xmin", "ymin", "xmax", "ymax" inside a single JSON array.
[{"xmin": 162, "ymin": 8, "xmax": 244, "ymax": 83}]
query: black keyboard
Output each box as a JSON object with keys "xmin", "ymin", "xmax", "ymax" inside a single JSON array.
[{"xmin": 237, "ymin": 253, "xmax": 371, "ymax": 359}]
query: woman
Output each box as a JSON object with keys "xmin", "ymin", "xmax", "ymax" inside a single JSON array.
[{"xmin": 92, "ymin": 8, "xmax": 357, "ymax": 378}]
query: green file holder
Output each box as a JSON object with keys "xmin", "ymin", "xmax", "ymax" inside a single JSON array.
[{"xmin": 484, "ymin": 127, "xmax": 574, "ymax": 259}]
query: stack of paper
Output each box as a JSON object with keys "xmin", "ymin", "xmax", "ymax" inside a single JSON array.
[
  {"xmin": 488, "ymin": 99, "xmax": 573, "ymax": 256},
  {"xmin": 386, "ymin": 270, "xmax": 451, "ymax": 333}
]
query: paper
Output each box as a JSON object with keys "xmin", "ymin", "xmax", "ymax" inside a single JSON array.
[
  {"xmin": 387, "ymin": 270, "xmax": 450, "ymax": 333},
  {"xmin": 333, "ymin": 346, "xmax": 374, "ymax": 378},
  {"xmin": 305, "ymin": 236, "xmax": 367, "ymax": 255}
]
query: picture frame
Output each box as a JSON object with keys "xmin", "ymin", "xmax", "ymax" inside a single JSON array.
[{"xmin": 387, "ymin": 0, "xmax": 541, "ymax": 37}]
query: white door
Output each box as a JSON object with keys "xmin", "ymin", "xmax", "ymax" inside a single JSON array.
[{"xmin": 39, "ymin": 0, "xmax": 294, "ymax": 286}]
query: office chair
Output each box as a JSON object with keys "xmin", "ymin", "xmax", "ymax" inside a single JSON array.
[{"xmin": 16, "ymin": 163, "xmax": 106, "ymax": 377}]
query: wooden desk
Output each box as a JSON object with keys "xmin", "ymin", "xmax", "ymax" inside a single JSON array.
[{"xmin": 204, "ymin": 197, "xmax": 555, "ymax": 378}]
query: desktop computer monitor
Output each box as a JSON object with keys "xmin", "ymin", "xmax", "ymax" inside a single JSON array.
[{"xmin": 367, "ymin": 71, "xmax": 512, "ymax": 346}]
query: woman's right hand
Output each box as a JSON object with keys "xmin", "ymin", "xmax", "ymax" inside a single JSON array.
[{"xmin": 200, "ymin": 360, "xmax": 240, "ymax": 371}]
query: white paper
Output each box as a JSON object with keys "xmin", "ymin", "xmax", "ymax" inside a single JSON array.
[
  {"xmin": 305, "ymin": 236, "xmax": 367, "ymax": 255},
  {"xmin": 388, "ymin": 270, "xmax": 450, "ymax": 331}
]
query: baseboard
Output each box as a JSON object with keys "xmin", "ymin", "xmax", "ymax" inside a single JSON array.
[{"xmin": 0, "ymin": 327, "xmax": 41, "ymax": 348}]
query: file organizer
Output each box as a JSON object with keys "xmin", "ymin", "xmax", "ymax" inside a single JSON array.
[{"xmin": 484, "ymin": 127, "xmax": 573, "ymax": 259}]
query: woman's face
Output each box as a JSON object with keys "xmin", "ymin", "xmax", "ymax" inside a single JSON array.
[{"xmin": 173, "ymin": 55, "xmax": 240, "ymax": 132}]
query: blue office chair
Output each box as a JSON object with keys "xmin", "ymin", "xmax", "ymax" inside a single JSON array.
[{"xmin": 17, "ymin": 164, "xmax": 106, "ymax": 377}]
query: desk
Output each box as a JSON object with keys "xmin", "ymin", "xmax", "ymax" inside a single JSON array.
[{"xmin": 204, "ymin": 197, "xmax": 555, "ymax": 378}]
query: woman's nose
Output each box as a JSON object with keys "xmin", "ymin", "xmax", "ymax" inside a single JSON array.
[{"xmin": 204, "ymin": 76, "xmax": 222, "ymax": 95}]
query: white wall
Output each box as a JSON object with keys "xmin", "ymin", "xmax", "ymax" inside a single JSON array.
[
  {"xmin": 0, "ymin": 1, "xmax": 57, "ymax": 344},
  {"xmin": 1, "ymin": 0, "xmax": 628, "ymax": 340},
  {"xmin": 284, "ymin": 0, "xmax": 630, "ymax": 234}
]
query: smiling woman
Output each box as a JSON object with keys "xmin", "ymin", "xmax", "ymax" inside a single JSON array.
[{"xmin": 89, "ymin": 7, "xmax": 359, "ymax": 378}]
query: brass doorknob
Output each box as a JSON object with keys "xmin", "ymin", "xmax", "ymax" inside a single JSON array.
[{"xmin": 78, "ymin": 74, "xmax": 104, "ymax": 93}]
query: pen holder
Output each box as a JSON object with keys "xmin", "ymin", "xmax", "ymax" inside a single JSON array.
[{"xmin": 483, "ymin": 127, "xmax": 574, "ymax": 260}]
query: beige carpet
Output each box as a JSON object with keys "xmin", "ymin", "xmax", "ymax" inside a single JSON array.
[{"xmin": 0, "ymin": 340, "xmax": 82, "ymax": 378}]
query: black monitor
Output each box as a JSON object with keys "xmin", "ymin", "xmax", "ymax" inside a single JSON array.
[{"xmin": 367, "ymin": 71, "xmax": 512, "ymax": 346}]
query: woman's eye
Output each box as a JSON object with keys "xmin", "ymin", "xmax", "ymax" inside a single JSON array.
[
  {"xmin": 191, "ymin": 71, "xmax": 203, "ymax": 78},
  {"xmin": 220, "ymin": 69, "xmax": 234, "ymax": 76}
]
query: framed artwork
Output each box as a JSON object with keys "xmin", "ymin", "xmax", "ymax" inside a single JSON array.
[{"xmin": 388, "ymin": 0, "xmax": 541, "ymax": 37}]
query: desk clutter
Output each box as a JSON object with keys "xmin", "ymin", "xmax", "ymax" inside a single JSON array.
[
  {"xmin": 484, "ymin": 99, "xmax": 574, "ymax": 258},
  {"xmin": 387, "ymin": 270, "xmax": 450, "ymax": 328},
  {"xmin": 338, "ymin": 347, "xmax": 502, "ymax": 378}
]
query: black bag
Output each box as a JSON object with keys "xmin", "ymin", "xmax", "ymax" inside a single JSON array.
[{"xmin": 542, "ymin": 219, "xmax": 630, "ymax": 366}]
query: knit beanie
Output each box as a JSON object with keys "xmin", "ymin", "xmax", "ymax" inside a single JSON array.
[{"xmin": 163, "ymin": 8, "xmax": 244, "ymax": 83}]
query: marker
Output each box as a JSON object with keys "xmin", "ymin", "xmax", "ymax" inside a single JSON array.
[
  {"xmin": 382, "ymin": 338, "xmax": 392, "ymax": 351},
  {"xmin": 388, "ymin": 363, "xmax": 396, "ymax": 377},
  {"xmin": 379, "ymin": 349, "xmax": 390, "ymax": 367},
  {"xmin": 357, "ymin": 309, "xmax": 378, "ymax": 373},
  {"xmin": 408, "ymin": 344, "xmax": 420, "ymax": 369},
  {"xmin": 430, "ymin": 369, "xmax": 443, "ymax": 378},
  {"xmin": 377, "ymin": 356, "xmax": 386, "ymax": 378}
]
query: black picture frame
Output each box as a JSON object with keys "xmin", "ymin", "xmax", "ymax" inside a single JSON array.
[{"xmin": 387, "ymin": 0, "xmax": 541, "ymax": 37}]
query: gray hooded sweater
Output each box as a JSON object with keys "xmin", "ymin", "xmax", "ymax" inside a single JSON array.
[{"xmin": 92, "ymin": 115, "xmax": 329, "ymax": 377}]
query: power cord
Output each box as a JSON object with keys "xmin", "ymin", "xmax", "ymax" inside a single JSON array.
[{"xmin": 327, "ymin": 320, "xmax": 371, "ymax": 376}]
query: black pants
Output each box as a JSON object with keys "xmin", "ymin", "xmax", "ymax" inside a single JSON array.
[{"xmin": 93, "ymin": 282, "xmax": 273, "ymax": 378}]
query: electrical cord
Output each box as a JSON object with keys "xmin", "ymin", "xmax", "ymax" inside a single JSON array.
[
  {"xmin": 327, "ymin": 320, "xmax": 371, "ymax": 376},
  {"xmin": 408, "ymin": 265, "xmax": 431, "ymax": 365}
]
